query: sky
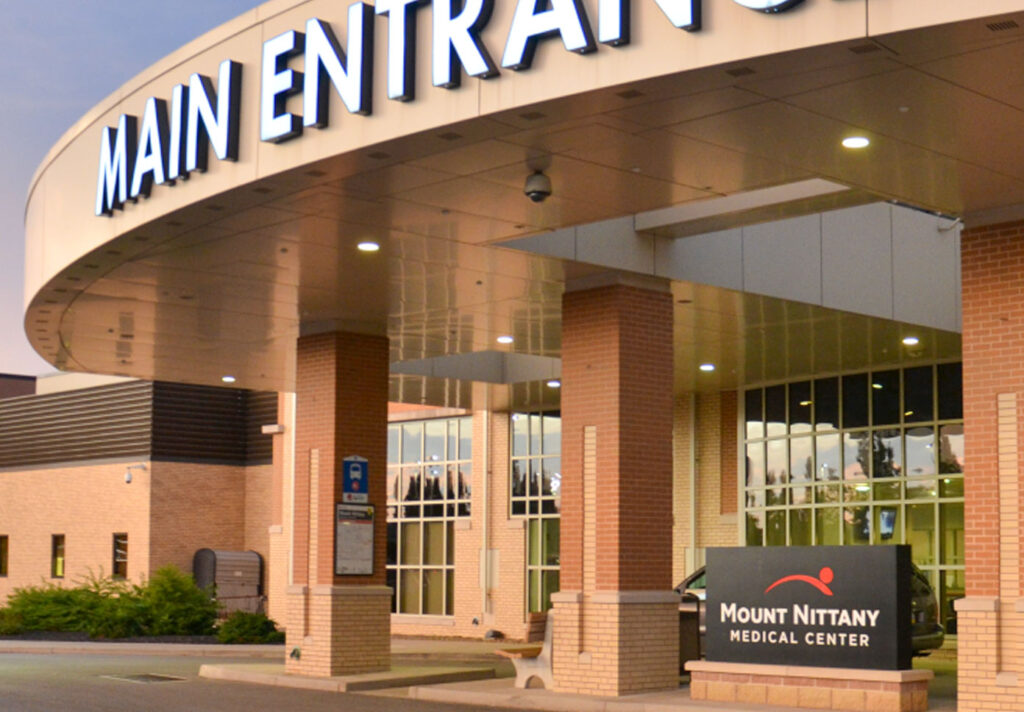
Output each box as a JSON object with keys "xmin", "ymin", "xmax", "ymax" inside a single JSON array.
[{"xmin": 0, "ymin": 1, "xmax": 259, "ymax": 376}]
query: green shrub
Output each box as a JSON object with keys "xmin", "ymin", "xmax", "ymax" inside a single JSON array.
[
  {"xmin": 140, "ymin": 566, "xmax": 218, "ymax": 636},
  {"xmin": 216, "ymin": 611, "xmax": 285, "ymax": 644},
  {"xmin": 0, "ymin": 565, "xmax": 219, "ymax": 638}
]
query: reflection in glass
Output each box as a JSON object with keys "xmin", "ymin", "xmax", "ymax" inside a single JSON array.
[
  {"xmin": 746, "ymin": 442, "xmax": 765, "ymax": 487},
  {"xmin": 424, "ymin": 420, "xmax": 445, "ymax": 461},
  {"xmin": 746, "ymin": 389, "xmax": 764, "ymax": 439},
  {"xmin": 843, "ymin": 431, "xmax": 869, "ymax": 480},
  {"xmin": 543, "ymin": 414, "xmax": 561, "ymax": 455},
  {"xmin": 766, "ymin": 510, "xmax": 786, "ymax": 546},
  {"xmin": 789, "ymin": 381, "xmax": 812, "ymax": 434},
  {"xmin": 938, "ymin": 425, "xmax": 964, "ymax": 473},
  {"xmin": 843, "ymin": 506, "xmax": 871, "ymax": 544},
  {"xmin": 872, "ymin": 370, "xmax": 900, "ymax": 425},
  {"xmin": 402, "ymin": 422, "xmax": 422, "ymax": 463},
  {"xmin": 940, "ymin": 477, "xmax": 964, "ymax": 498},
  {"xmin": 906, "ymin": 478, "xmax": 937, "ymax": 499},
  {"xmin": 816, "ymin": 434, "xmax": 839, "ymax": 481},
  {"xmin": 790, "ymin": 508, "xmax": 811, "ymax": 544},
  {"xmin": 907, "ymin": 504, "xmax": 935, "ymax": 565},
  {"xmin": 940, "ymin": 503, "xmax": 964, "ymax": 565},
  {"xmin": 816, "ymin": 508, "xmax": 840, "ymax": 545},
  {"xmin": 790, "ymin": 436, "xmax": 813, "ymax": 483},
  {"xmin": 874, "ymin": 506, "xmax": 899, "ymax": 544},
  {"xmin": 815, "ymin": 484, "xmax": 840, "ymax": 504},
  {"xmin": 530, "ymin": 414, "xmax": 542, "ymax": 455},
  {"xmin": 814, "ymin": 377, "xmax": 839, "ymax": 431},
  {"xmin": 937, "ymin": 363, "xmax": 963, "ymax": 421},
  {"xmin": 873, "ymin": 480, "xmax": 902, "ymax": 500},
  {"xmin": 903, "ymin": 367, "xmax": 934, "ymax": 423},
  {"xmin": 844, "ymin": 483, "xmax": 871, "ymax": 502},
  {"xmin": 842, "ymin": 373, "xmax": 868, "ymax": 429},
  {"xmin": 765, "ymin": 385, "xmax": 786, "ymax": 437},
  {"xmin": 791, "ymin": 486, "xmax": 811, "ymax": 505},
  {"xmin": 512, "ymin": 413, "xmax": 529, "ymax": 456},
  {"xmin": 766, "ymin": 439, "xmax": 787, "ymax": 486},
  {"xmin": 459, "ymin": 417, "xmax": 472, "ymax": 459},
  {"xmin": 905, "ymin": 427, "xmax": 935, "ymax": 476},
  {"xmin": 746, "ymin": 511, "xmax": 764, "ymax": 546},
  {"xmin": 873, "ymin": 429, "xmax": 902, "ymax": 478},
  {"xmin": 388, "ymin": 425, "xmax": 400, "ymax": 464},
  {"xmin": 745, "ymin": 489, "xmax": 766, "ymax": 508},
  {"xmin": 511, "ymin": 461, "xmax": 527, "ymax": 498}
]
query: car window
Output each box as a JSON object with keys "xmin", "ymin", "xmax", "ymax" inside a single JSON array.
[{"xmin": 688, "ymin": 570, "xmax": 706, "ymax": 590}]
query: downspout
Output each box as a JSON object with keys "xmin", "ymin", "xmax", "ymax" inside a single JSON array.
[
  {"xmin": 481, "ymin": 386, "xmax": 490, "ymax": 619},
  {"xmin": 689, "ymin": 393, "xmax": 698, "ymax": 571}
]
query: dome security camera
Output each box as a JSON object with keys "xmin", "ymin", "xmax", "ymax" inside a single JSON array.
[{"xmin": 524, "ymin": 171, "xmax": 552, "ymax": 203}]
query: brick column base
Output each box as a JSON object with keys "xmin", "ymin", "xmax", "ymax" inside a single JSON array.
[
  {"xmin": 284, "ymin": 585, "xmax": 391, "ymax": 677},
  {"xmin": 551, "ymin": 590, "xmax": 679, "ymax": 695},
  {"xmin": 955, "ymin": 596, "xmax": 1024, "ymax": 711}
]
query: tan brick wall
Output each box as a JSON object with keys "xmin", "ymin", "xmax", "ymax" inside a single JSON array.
[
  {"xmin": 148, "ymin": 462, "xmax": 247, "ymax": 574},
  {"xmin": 673, "ymin": 392, "xmax": 741, "ymax": 583},
  {"xmin": 0, "ymin": 462, "xmax": 152, "ymax": 600},
  {"xmin": 285, "ymin": 585, "xmax": 391, "ymax": 676}
]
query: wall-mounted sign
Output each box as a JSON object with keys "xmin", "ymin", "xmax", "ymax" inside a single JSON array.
[
  {"xmin": 705, "ymin": 545, "xmax": 911, "ymax": 670},
  {"xmin": 95, "ymin": 0, "xmax": 813, "ymax": 216},
  {"xmin": 335, "ymin": 503, "xmax": 375, "ymax": 575},
  {"xmin": 342, "ymin": 455, "xmax": 369, "ymax": 503}
]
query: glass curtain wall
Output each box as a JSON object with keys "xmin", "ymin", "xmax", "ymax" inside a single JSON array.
[
  {"xmin": 510, "ymin": 412, "xmax": 562, "ymax": 612},
  {"xmin": 386, "ymin": 417, "xmax": 472, "ymax": 615},
  {"xmin": 743, "ymin": 363, "xmax": 964, "ymax": 625}
]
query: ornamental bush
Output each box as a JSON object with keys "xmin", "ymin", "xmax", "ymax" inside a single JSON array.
[
  {"xmin": 0, "ymin": 565, "xmax": 218, "ymax": 638},
  {"xmin": 216, "ymin": 611, "xmax": 285, "ymax": 644}
]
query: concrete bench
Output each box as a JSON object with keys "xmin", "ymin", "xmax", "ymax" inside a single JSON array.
[{"xmin": 495, "ymin": 613, "xmax": 554, "ymax": 689}]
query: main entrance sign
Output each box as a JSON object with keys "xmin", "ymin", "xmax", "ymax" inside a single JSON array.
[
  {"xmin": 95, "ymin": 0, "xmax": 812, "ymax": 216},
  {"xmin": 705, "ymin": 546, "xmax": 912, "ymax": 670}
]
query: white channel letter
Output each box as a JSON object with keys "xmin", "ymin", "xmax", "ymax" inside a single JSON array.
[
  {"xmin": 303, "ymin": 4, "xmax": 375, "ymax": 127},
  {"xmin": 600, "ymin": 0, "xmax": 701, "ymax": 44},
  {"xmin": 377, "ymin": 0, "xmax": 428, "ymax": 101},
  {"xmin": 261, "ymin": 29, "xmax": 305, "ymax": 142},
  {"xmin": 167, "ymin": 84, "xmax": 189, "ymax": 182},
  {"xmin": 95, "ymin": 114, "xmax": 138, "ymax": 216},
  {"xmin": 130, "ymin": 97, "xmax": 170, "ymax": 199},
  {"xmin": 502, "ymin": 0, "xmax": 596, "ymax": 71},
  {"xmin": 733, "ymin": 0, "xmax": 805, "ymax": 12},
  {"xmin": 432, "ymin": 0, "xmax": 498, "ymax": 88},
  {"xmin": 186, "ymin": 59, "xmax": 243, "ymax": 173}
]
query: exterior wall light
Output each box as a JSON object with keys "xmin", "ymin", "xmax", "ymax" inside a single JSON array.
[
  {"xmin": 699, "ymin": 363, "xmax": 716, "ymax": 372},
  {"xmin": 902, "ymin": 336, "xmax": 920, "ymax": 346},
  {"xmin": 842, "ymin": 136, "xmax": 870, "ymax": 149},
  {"xmin": 357, "ymin": 241, "xmax": 380, "ymax": 252},
  {"xmin": 221, "ymin": 375, "xmax": 237, "ymax": 384},
  {"xmin": 497, "ymin": 335, "xmax": 514, "ymax": 344}
]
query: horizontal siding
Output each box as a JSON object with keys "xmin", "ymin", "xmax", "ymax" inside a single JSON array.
[
  {"xmin": 0, "ymin": 381, "xmax": 152, "ymax": 468},
  {"xmin": 152, "ymin": 383, "xmax": 247, "ymax": 464}
]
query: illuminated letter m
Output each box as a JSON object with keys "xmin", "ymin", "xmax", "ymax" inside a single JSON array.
[{"xmin": 95, "ymin": 115, "xmax": 138, "ymax": 216}]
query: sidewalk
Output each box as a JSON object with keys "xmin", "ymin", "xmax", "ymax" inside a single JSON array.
[{"xmin": 0, "ymin": 636, "xmax": 958, "ymax": 712}]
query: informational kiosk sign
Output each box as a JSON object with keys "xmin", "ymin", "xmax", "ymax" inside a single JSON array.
[
  {"xmin": 334, "ymin": 503, "xmax": 374, "ymax": 576},
  {"xmin": 705, "ymin": 546, "xmax": 911, "ymax": 670}
]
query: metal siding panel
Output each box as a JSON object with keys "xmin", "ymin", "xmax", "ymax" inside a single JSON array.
[
  {"xmin": 653, "ymin": 228, "xmax": 743, "ymax": 290},
  {"xmin": 821, "ymin": 203, "xmax": 894, "ymax": 320},
  {"xmin": 891, "ymin": 207, "xmax": 960, "ymax": 331},
  {"xmin": 742, "ymin": 214, "xmax": 823, "ymax": 306}
]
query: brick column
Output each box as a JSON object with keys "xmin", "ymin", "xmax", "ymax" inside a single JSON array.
[
  {"xmin": 957, "ymin": 221, "xmax": 1024, "ymax": 710},
  {"xmin": 285, "ymin": 331, "xmax": 391, "ymax": 677},
  {"xmin": 552, "ymin": 277, "xmax": 678, "ymax": 695}
]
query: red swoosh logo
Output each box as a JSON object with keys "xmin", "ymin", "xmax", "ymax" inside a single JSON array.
[{"xmin": 765, "ymin": 574, "xmax": 834, "ymax": 596}]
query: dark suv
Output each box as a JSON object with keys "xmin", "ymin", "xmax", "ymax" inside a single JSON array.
[{"xmin": 676, "ymin": 563, "xmax": 944, "ymax": 655}]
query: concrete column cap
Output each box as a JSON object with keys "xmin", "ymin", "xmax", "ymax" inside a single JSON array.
[
  {"xmin": 285, "ymin": 585, "xmax": 309, "ymax": 595},
  {"xmin": 955, "ymin": 596, "xmax": 1000, "ymax": 612},
  {"xmin": 588, "ymin": 591, "xmax": 681, "ymax": 605},
  {"xmin": 550, "ymin": 591, "xmax": 584, "ymax": 604},
  {"xmin": 309, "ymin": 585, "xmax": 392, "ymax": 597}
]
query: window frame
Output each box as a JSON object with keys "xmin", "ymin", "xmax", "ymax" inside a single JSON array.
[
  {"xmin": 51, "ymin": 534, "xmax": 65, "ymax": 579},
  {"xmin": 112, "ymin": 532, "xmax": 128, "ymax": 579}
]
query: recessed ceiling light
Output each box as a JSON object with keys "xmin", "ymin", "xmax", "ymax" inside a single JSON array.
[
  {"xmin": 799, "ymin": 400, "xmax": 812, "ymax": 407},
  {"xmin": 842, "ymin": 136, "xmax": 870, "ymax": 149},
  {"xmin": 699, "ymin": 363, "xmax": 715, "ymax": 372},
  {"xmin": 221, "ymin": 375, "xmax": 237, "ymax": 384},
  {"xmin": 902, "ymin": 336, "xmax": 920, "ymax": 346},
  {"xmin": 872, "ymin": 382, "xmax": 883, "ymax": 389},
  {"xmin": 904, "ymin": 410, "xmax": 914, "ymax": 417},
  {"xmin": 497, "ymin": 335, "xmax": 514, "ymax": 344},
  {"xmin": 546, "ymin": 380, "xmax": 561, "ymax": 388},
  {"xmin": 357, "ymin": 241, "xmax": 380, "ymax": 252}
]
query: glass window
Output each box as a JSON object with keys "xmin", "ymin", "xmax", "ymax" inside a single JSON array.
[
  {"xmin": 815, "ymin": 508, "xmax": 840, "ymax": 545},
  {"xmin": 938, "ymin": 424, "xmax": 964, "ymax": 474},
  {"xmin": 51, "ymin": 534, "xmax": 65, "ymax": 578},
  {"xmin": 872, "ymin": 429, "xmax": 902, "ymax": 478},
  {"xmin": 766, "ymin": 510, "xmax": 786, "ymax": 546},
  {"xmin": 905, "ymin": 427, "xmax": 936, "ymax": 477},
  {"xmin": 788, "ymin": 382, "xmax": 812, "ymax": 434},
  {"xmin": 765, "ymin": 385, "xmax": 786, "ymax": 437},
  {"xmin": 0, "ymin": 535, "xmax": 7, "ymax": 576},
  {"xmin": 871, "ymin": 370, "xmax": 900, "ymax": 426},
  {"xmin": 746, "ymin": 442, "xmax": 765, "ymax": 487},
  {"xmin": 789, "ymin": 509, "xmax": 811, "ymax": 545},
  {"xmin": 112, "ymin": 533, "xmax": 128, "ymax": 579},
  {"xmin": 746, "ymin": 511, "xmax": 765, "ymax": 546},
  {"xmin": 844, "ymin": 507, "xmax": 871, "ymax": 544},
  {"xmin": 814, "ymin": 378, "xmax": 839, "ymax": 431},
  {"xmin": 745, "ymin": 389, "xmax": 764, "ymax": 439},
  {"xmin": 790, "ymin": 436, "xmax": 813, "ymax": 484},
  {"xmin": 388, "ymin": 416, "xmax": 470, "ymax": 615},
  {"xmin": 843, "ymin": 431, "xmax": 869, "ymax": 480},
  {"xmin": 903, "ymin": 367, "xmax": 934, "ymax": 423},
  {"xmin": 937, "ymin": 363, "xmax": 963, "ymax": 421},
  {"xmin": 816, "ymin": 434, "xmax": 840, "ymax": 481},
  {"xmin": 940, "ymin": 503, "xmax": 964, "ymax": 566},
  {"xmin": 907, "ymin": 504, "xmax": 935, "ymax": 565},
  {"xmin": 842, "ymin": 374, "xmax": 868, "ymax": 429}
]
